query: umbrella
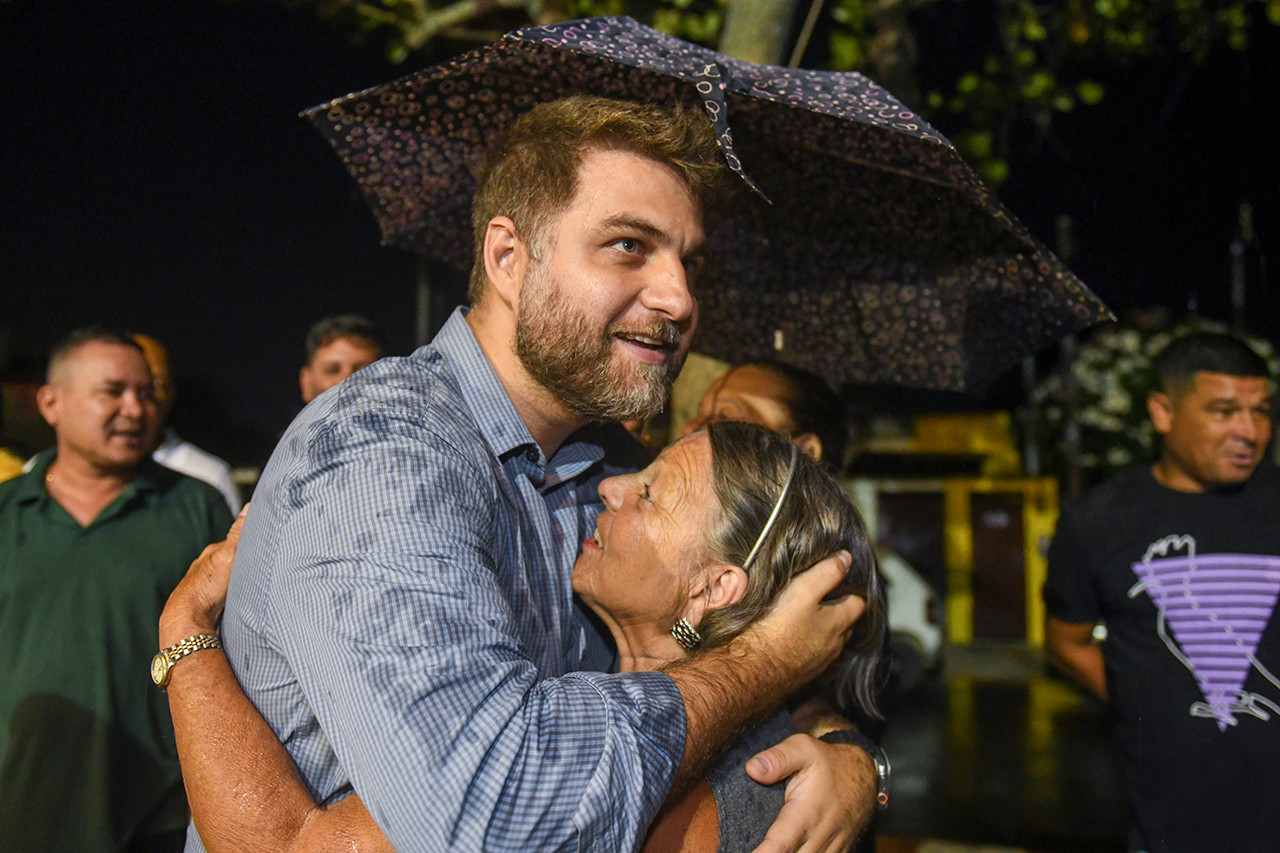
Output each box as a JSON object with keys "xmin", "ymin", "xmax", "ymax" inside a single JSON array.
[{"xmin": 304, "ymin": 16, "xmax": 1111, "ymax": 393}]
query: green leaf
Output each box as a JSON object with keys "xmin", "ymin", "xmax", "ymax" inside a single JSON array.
[
  {"xmin": 1077, "ymin": 79, "xmax": 1106, "ymax": 104},
  {"xmin": 829, "ymin": 31, "xmax": 864, "ymax": 69},
  {"xmin": 685, "ymin": 10, "xmax": 722, "ymax": 42},
  {"xmin": 979, "ymin": 157, "xmax": 1010, "ymax": 185},
  {"xmin": 962, "ymin": 130, "xmax": 994, "ymax": 158},
  {"xmin": 653, "ymin": 8, "xmax": 681, "ymax": 35},
  {"xmin": 1022, "ymin": 69, "xmax": 1055, "ymax": 98}
]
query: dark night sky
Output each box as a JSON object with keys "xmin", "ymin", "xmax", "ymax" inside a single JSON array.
[{"xmin": 2, "ymin": 0, "xmax": 1277, "ymax": 465}]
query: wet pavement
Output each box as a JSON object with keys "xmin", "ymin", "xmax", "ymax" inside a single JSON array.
[{"xmin": 874, "ymin": 644, "xmax": 1129, "ymax": 853}]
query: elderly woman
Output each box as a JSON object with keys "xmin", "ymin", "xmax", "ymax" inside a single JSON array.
[{"xmin": 162, "ymin": 421, "xmax": 884, "ymax": 852}]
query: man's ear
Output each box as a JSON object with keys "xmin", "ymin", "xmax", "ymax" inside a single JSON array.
[
  {"xmin": 35, "ymin": 384, "xmax": 59, "ymax": 429},
  {"xmin": 1148, "ymin": 392, "xmax": 1175, "ymax": 436},
  {"xmin": 481, "ymin": 216, "xmax": 527, "ymax": 314},
  {"xmin": 793, "ymin": 432, "xmax": 823, "ymax": 463},
  {"xmin": 298, "ymin": 367, "xmax": 314, "ymax": 403}
]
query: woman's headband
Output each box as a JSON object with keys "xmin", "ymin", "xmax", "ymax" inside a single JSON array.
[{"xmin": 741, "ymin": 443, "xmax": 800, "ymax": 572}]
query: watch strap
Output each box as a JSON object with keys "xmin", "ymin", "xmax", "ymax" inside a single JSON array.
[
  {"xmin": 819, "ymin": 729, "xmax": 890, "ymax": 811},
  {"xmin": 163, "ymin": 633, "xmax": 222, "ymax": 661},
  {"xmin": 153, "ymin": 633, "xmax": 222, "ymax": 689}
]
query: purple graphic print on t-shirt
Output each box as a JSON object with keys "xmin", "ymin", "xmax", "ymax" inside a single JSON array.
[{"xmin": 1130, "ymin": 535, "xmax": 1280, "ymax": 730}]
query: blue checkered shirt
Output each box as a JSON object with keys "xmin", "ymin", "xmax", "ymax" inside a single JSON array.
[{"xmin": 198, "ymin": 309, "xmax": 686, "ymax": 852}]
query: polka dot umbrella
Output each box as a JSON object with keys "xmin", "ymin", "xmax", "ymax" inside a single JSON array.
[{"xmin": 304, "ymin": 15, "xmax": 1112, "ymax": 393}]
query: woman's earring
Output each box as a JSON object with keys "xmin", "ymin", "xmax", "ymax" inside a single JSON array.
[{"xmin": 671, "ymin": 617, "xmax": 701, "ymax": 651}]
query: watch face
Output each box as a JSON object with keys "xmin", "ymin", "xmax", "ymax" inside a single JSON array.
[{"xmin": 151, "ymin": 652, "xmax": 170, "ymax": 687}]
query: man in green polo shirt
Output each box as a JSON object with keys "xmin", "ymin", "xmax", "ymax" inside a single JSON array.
[{"xmin": 0, "ymin": 328, "xmax": 233, "ymax": 852}]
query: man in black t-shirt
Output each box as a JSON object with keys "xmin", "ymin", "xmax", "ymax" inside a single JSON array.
[{"xmin": 1044, "ymin": 331, "xmax": 1280, "ymax": 853}]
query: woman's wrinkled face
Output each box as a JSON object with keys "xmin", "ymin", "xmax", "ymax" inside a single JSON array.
[{"xmin": 572, "ymin": 433, "xmax": 720, "ymax": 632}]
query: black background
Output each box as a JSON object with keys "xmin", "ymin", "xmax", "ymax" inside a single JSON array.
[{"xmin": 3, "ymin": 0, "xmax": 1276, "ymax": 465}]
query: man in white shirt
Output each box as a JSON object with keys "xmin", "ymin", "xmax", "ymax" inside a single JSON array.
[{"xmin": 134, "ymin": 333, "xmax": 242, "ymax": 515}]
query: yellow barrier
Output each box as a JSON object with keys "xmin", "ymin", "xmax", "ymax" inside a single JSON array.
[{"xmin": 854, "ymin": 476, "xmax": 1059, "ymax": 647}]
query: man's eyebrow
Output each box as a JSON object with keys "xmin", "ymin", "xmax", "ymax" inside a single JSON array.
[
  {"xmin": 598, "ymin": 214, "xmax": 670, "ymax": 245},
  {"xmin": 1205, "ymin": 396, "xmax": 1266, "ymax": 408}
]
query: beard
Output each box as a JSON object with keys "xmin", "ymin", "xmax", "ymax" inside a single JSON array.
[{"xmin": 516, "ymin": 266, "xmax": 687, "ymax": 422}]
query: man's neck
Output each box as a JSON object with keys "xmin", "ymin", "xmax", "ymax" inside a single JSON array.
[
  {"xmin": 466, "ymin": 306, "xmax": 589, "ymax": 459},
  {"xmin": 1150, "ymin": 460, "xmax": 1198, "ymax": 493},
  {"xmin": 1150, "ymin": 457, "xmax": 1257, "ymax": 494},
  {"xmin": 44, "ymin": 452, "xmax": 137, "ymax": 526}
]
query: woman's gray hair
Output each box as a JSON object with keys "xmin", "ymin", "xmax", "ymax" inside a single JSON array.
[{"xmin": 698, "ymin": 421, "xmax": 886, "ymax": 718}]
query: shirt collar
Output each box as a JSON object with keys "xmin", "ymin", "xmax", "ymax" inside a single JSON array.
[
  {"xmin": 155, "ymin": 427, "xmax": 182, "ymax": 454},
  {"xmin": 10, "ymin": 449, "xmax": 54, "ymax": 504},
  {"xmin": 432, "ymin": 307, "xmax": 606, "ymax": 487},
  {"xmin": 12, "ymin": 449, "xmax": 160, "ymax": 511},
  {"xmin": 433, "ymin": 307, "xmax": 536, "ymax": 460}
]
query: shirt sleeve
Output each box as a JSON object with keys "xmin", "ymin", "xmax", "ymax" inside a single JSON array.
[
  {"xmin": 1043, "ymin": 505, "xmax": 1102, "ymax": 624},
  {"xmin": 706, "ymin": 709, "xmax": 792, "ymax": 853},
  {"xmin": 266, "ymin": 413, "xmax": 686, "ymax": 852},
  {"xmin": 188, "ymin": 477, "xmax": 235, "ymax": 551}
]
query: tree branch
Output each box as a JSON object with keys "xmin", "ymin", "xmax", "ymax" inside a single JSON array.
[{"xmin": 401, "ymin": 0, "xmax": 534, "ymax": 49}]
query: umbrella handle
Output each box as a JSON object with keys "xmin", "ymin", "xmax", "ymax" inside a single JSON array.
[{"xmin": 693, "ymin": 62, "xmax": 771, "ymax": 204}]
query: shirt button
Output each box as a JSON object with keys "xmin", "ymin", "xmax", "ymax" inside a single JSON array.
[{"xmin": 525, "ymin": 448, "xmax": 539, "ymax": 463}]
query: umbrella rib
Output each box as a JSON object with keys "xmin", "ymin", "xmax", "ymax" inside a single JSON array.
[{"xmin": 829, "ymin": 154, "xmax": 966, "ymax": 192}]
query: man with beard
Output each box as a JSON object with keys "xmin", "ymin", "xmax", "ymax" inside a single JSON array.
[
  {"xmin": 0, "ymin": 329, "xmax": 232, "ymax": 851},
  {"xmin": 164, "ymin": 97, "xmax": 873, "ymax": 853}
]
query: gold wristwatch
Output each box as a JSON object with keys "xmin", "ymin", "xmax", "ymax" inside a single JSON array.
[{"xmin": 151, "ymin": 633, "xmax": 222, "ymax": 690}]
